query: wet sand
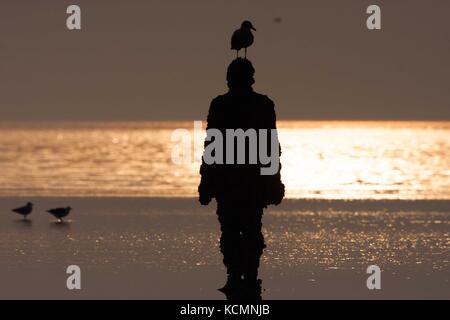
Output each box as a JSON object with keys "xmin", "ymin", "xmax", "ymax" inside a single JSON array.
[{"xmin": 0, "ymin": 197, "xmax": 448, "ymax": 299}]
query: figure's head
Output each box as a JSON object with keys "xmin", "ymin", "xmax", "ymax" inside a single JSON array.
[
  {"xmin": 27, "ymin": 202, "xmax": 33, "ymax": 207},
  {"xmin": 226, "ymin": 58, "xmax": 255, "ymax": 90},
  {"xmin": 241, "ymin": 20, "xmax": 256, "ymax": 31}
]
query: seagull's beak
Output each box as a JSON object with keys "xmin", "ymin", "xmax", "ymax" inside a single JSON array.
[{"xmin": 251, "ymin": 26, "xmax": 256, "ymax": 31}]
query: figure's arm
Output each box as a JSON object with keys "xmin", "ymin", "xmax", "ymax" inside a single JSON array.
[
  {"xmin": 264, "ymin": 97, "xmax": 285, "ymax": 205},
  {"xmin": 266, "ymin": 96, "xmax": 282, "ymax": 164},
  {"xmin": 198, "ymin": 99, "xmax": 219, "ymax": 205}
]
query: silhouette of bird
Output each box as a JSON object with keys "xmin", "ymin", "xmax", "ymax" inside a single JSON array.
[
  {"xmin": 231, "ymin": 20, "xmax": 256, "ymax": 58},
  {"xmin": 12, "ymin": 202, "xmax": 33, "ymax": 220},
  {"xmin": 47, "ymin": 207, "xmax": 72, "ymax": 222}
]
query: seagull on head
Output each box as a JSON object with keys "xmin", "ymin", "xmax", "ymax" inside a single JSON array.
[{"xmin": 231, "ymin": 20, "xmax": 256, "ymax": 58}]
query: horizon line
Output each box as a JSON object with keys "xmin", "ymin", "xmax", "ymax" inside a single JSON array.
[{"xmin": 0, "ymin": 119, "xmax": 449, "ymax": 123}]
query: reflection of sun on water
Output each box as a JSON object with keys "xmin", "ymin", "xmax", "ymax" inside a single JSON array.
[
  {"xmin": 279, "ymin": 121, "xmax": 450, "ymax": 199},
  {"xmin": 0, "ymin": 121, "xmax": 448, "ymax": 199}
]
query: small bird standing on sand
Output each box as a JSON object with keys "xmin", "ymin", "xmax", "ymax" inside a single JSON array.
[
  {"xmin": 47, "ymin": 207, "xmax": 72, "ymax": 222},
  {"xmin": 231, "ymin": 20, "xmax": 256, "ymax": 58},
  {"xmin": 12, "ymin": 202, "xmax": 33, "ymax": 220}
]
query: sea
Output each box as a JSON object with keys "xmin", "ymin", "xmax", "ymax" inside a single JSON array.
[{"xmin": 0, "ymin": 121, "xmax": 448, "ymax": 200}]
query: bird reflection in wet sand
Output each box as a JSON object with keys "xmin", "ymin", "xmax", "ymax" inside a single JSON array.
[
  {"xmin": 50, "ymin": 220, "xmax": 71, "ymax": 230},
  {"xmin": 13, "ymin": 218, "xmax": 32, "ymax": 228}
]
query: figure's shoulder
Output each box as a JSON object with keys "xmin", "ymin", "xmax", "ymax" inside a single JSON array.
[
  {"xmin": 208, "ymin": 94, "xmax": 230, "ymax": 119},
  {"xmin": 210, "ymin": 92, "xmax": 275, "ymax": 110},
  {"xmin": 211, "ymin": 93, "xmax": 229, "ymax": 102},
  {"xmin": 209, "ymin": 93, "xmax": 229, "ymax": 108},
  {"xmin": 252, "ymin": 92, "xmax": 275, "ymax": 109}
]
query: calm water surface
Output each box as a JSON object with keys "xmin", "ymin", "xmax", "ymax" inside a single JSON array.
[{"xmin": 0, "ymin": 121, "xmax": 448, "ymax": 199}]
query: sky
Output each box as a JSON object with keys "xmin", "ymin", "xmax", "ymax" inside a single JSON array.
[{"xmin": 0, "ymin": 0, "xmax": 449, "ymax": 121}]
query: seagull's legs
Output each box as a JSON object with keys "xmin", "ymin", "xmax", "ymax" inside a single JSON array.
[{"xmin": 244, "ymin": 48, "xmax": 247, "ymax": 58}]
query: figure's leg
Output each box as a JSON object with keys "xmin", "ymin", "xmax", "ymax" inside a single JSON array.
[
  {"xmin": 244, "ymin": 48, "xmax": 247, "ymax": 58},
  {"xmin": 217, "ymin": 203, "xmax": 244, "ymax": 286},
  {"xmin": 241, "ymin": 206, "xmax": 265, "ymax": 284}
]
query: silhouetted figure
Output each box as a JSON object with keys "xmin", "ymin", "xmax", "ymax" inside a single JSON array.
[
  {"xmin": 199, "ymin": 58, "xmax": 284, "ymax": 300},
  {"xmin": 231, "ymin": 21, "xmax": 256, "ymax": 58},
  {"xmin": 12, "ymin": 202, "xmax": 33, "ymax": 220},
  {"xmin": 47, "ymin": 206, "xmax": 72, "ymax": 222}
]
